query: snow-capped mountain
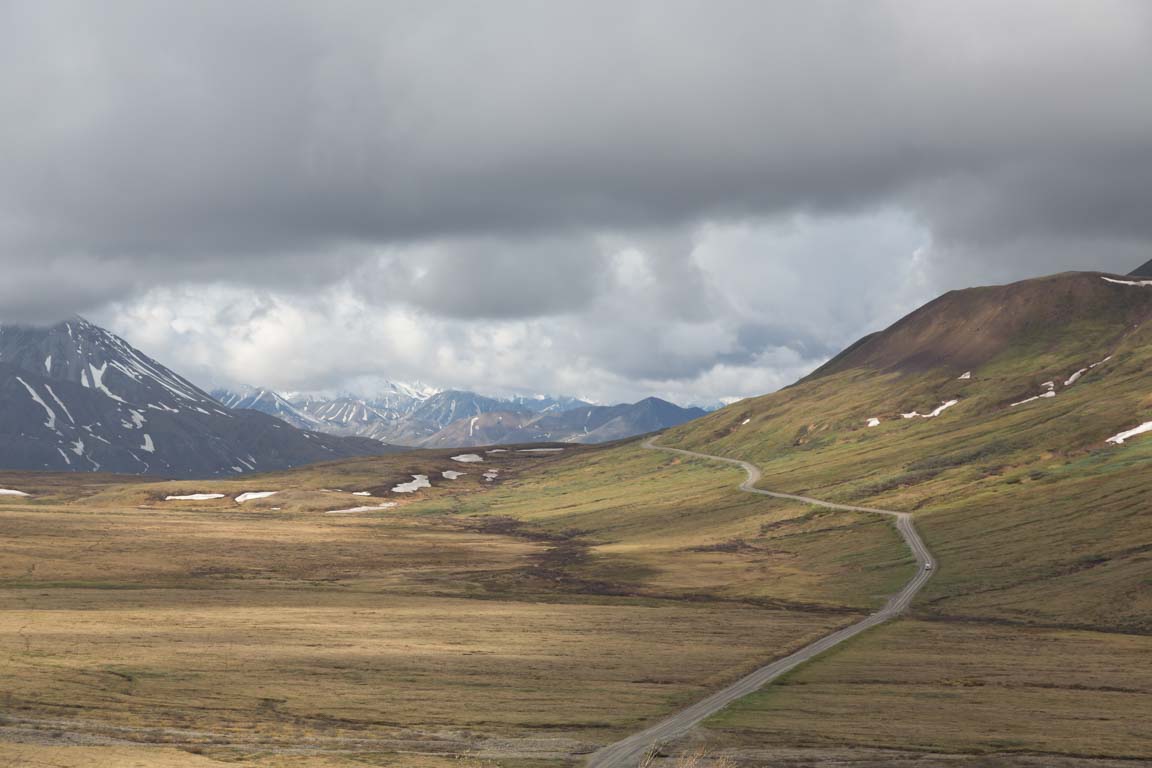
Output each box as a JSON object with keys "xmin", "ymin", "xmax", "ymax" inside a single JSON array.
[
  {"xmin": 296, "ymin": 396, "xmax": 402, "ymax": 442},
  {"xmin": 211, "ymin": 386, "xmax": 321, "ymax": 431},
  {"xmin": 304, "ymin": 390, "xmax": 581, "ymax": 444},
  {"xmin": 418, "ymin": 397, "xmax": 707, "ymax": 447},
  {"xmin": 0, "ymin": 317, "xmax": 397, "ymax": 477},
  {"xmin": 215, "ymin": 376, "xmax": 705, "ymax": 448},
  {"xmin": 405, "ymin": 390, "xmax": 508, "ymax": 433},
  {"xmin": 375, "ymin": 380, "xmax": 441, "ymax": 403},
  {"xmin": 287, "ymin": 389, "xmax": 506, "ymax": 444},
  {"xmin": 505, "ymin": 394, "xmax": 593, "ymax": 414}
]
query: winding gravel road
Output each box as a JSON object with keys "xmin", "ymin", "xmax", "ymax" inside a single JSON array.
[{"xmin": 586, "ymin": 438, "xmax": 936, "ymax": 768}]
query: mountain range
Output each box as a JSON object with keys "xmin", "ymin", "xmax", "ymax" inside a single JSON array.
[
  {"xmin": 0, "ymin": 318, "xmax": 400, "ymax": 477},
  {"xmin": 211, "ymin": 385, "xmax": 705, "ymax": 447},
  {"xmin": 0, "ymin": 316, "xmax": 705, "ymax": 477}
]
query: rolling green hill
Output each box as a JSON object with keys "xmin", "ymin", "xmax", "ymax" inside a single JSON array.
[
  {"xmin": 659, "ymin": 270, "xmax": 1152, "ymax": 632},
  {"xmin": 639, "ymin": 270, "xmax": 1152, "ymax": 764}
]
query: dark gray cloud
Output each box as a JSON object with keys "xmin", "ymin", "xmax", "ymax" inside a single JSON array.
[
  {"xmin": 371, "ymin": 236, "xmax": 610, "ymax": 319},
  {"xmin": 3, "ymin": 1, "xmax": 1152, "ymax": 399}
]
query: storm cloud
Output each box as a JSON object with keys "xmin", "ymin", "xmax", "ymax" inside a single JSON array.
[{"xmin": 3, "ymin": 1, "xmax": 1150, "ymax": 401}]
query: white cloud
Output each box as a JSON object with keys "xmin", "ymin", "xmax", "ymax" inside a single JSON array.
[{"xmin": 94, "ymin": 212, "xmax": 935, "ymax": 403}]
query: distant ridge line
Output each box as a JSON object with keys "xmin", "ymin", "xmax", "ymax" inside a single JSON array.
[{"xmin": 1130, "ymin": 258, "xmax": 1152, "ymax": 277}]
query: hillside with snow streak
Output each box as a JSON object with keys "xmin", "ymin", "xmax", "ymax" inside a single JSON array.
[{"xmin": 0, "ymin": 317, "xmax": 398, "ymax": 477}]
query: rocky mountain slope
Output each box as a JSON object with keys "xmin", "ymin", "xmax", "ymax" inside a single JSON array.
[
  {"xmin": 0, "ymin": 318, "xmax": 397, "ymax": 477},
  {"xmin": 212, "ymin": 386, "xmax": 321, "ymax": 431}
]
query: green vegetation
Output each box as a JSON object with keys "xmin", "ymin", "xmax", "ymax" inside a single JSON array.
[
  {"xmin": 662, "ymin": 299, "xmax": 1152, "ymax": 630},
  {"xmin": 1, "ymin": 444, "xmax": 896, "ymax": 766},
  {"xmin": 5, "ymin": 272, "xmax": 1151, "ymax": 765},
  {"xmin": 645, "ymin": 273, "xmax": 1152, "ymax": 762}
]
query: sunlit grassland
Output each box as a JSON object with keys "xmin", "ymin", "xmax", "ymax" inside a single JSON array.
[
  {"xmin": 1, "ymin": 587, "xmax": 841, "ymax": 742},
  {"xmin": 654, "ymin": 295, "xmax": 1152, "ymax": 761},
  {"xmin": 662, "ymin": 321, "xmax": 1152, "ymax": 631},
  {"xmin": 455, "ymin": 445, "xmax": 913, "ymax": 610},
  {"xmin": 704, "ymin": 619, "xmax": 1152, "ymax": 760},
  {"xmin": 1, "ymin": 442, "xmax": 898, "ymax": 765}
]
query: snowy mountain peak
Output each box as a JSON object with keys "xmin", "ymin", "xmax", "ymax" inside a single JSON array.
[
  {"xmin": 212, "ymin": 386, "xmax": 320, "ymax": 431},
  {"xmin": 0, "ymin": 317, "xmax": 225, "ymax": 415},
  {"xmin": 0, "ymin": 318, "xmax": 396, "ymax": 476},
  {"xmin": 379, "ymin": 380, "xmax": 441, "ymax": 401},
  {"xmin": 213, "ymin": 382, "xmax": 701, "ymax": 448}
]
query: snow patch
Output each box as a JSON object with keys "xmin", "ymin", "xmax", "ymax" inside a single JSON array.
[
  {"xmin": 1102, "ymin": 276, "xmax": 1152, "ymax": 287},
  {"xmin": 469, "ymin": 416, "xmax": 480, "ymax": 437},
  {"xmin": 451, "ymin": 454, "xmax": 484, "ymax": 463},
  {"xmin": 88, "ymin": 362, "xmax": 126, "ymax": 403},
  {"xmin": 517, "ymin": 448, "xmax": 564, "ymax": 453},
  {"xmin": 352, "ymin": 491, "xmax": 372, "ymax": 496},
  {"xmin": 958, "ymin": 371, "xmax": 972, "ymax": 380},
  {"xmin": 1065, "ymin": 368, "xmax": 1088, "ymax": 386},
  {"xmin": 392, "ymin": 475, "xmax": 431, "ymax": 493},
  {"xmin": 741, "ymin": 418, "xmax": 751, "ymax": 425},
  {"xmin": 16, "ymin": 377, "xmax": 57, "ymax": 430},
  {"xmin": 486, "ymin": 449, "xmax": 508, "ymax": 453},
  {"xmin": 1106, "ymin": 421, "xmax": 1152, "ymax": 445},
  {"xmin": 901, "ymin": 400, "xmax": 959, "ymax": 419},
  {"xmin": 325, "ymin": 503, "xmax": 398, "ymax": 514},
  {"xmin": 44, "ymin": 385, "xmax": 74, "ymax": 424},
  {"xmin": 235, "ymin": 491, "xmax": 278, "ymax": 503},
  {"xmin": 0, "ymin": 489, "xmax": 31, "ymax": 497},
  {"xmin": 166, "ymin": 493, "xmax": 226, "ymax": 501},
  {"xmin": 483, "ymin": 469, "xmax": 500, "ymax": 482},
  {"xmin": 442, "ymin": 470, "xmax": 466, "ymax": 480},
  {"xmin": 866, "ymin": 417, "xmax": 881, "ymax": 427},
  {"xmin": 140, "ymin": 434, "xmax": 155, "ymax": 453},
  {"xmin": 1009, "ymin": 391, "xmax": 1057, "ymax": 407}
]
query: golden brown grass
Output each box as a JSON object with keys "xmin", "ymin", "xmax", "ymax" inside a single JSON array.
[
  {"xmin": 1, "ymin": 588, "xmax": 844, "ymax": 740},
  {"xmin": 639, "ymin": 747, "xmax": 737, "ymax": 768},
  {"xmin": 464, "ymin": 446, "xmax": 912, "ymax": 611},
  {"xmin": 0, "ymin": 447, "xmax": 865, "ymax": 764},
  {"xmin": 704, "ymin": 619, "xmax": 1152, "ymax": 760}
]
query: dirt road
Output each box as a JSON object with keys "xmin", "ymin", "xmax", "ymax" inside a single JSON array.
[{"xmin": 586, "ymin": 438, "xmax": 935, "ymax": 768}]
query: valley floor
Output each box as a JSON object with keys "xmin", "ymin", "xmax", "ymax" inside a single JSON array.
[
  {"xmin": 0, "ymin": 447, "xmax": 869, "ymax": 766},
  {"xmin": 2, "ymin": 440, "xmax": 1150, "ymax": 766}
]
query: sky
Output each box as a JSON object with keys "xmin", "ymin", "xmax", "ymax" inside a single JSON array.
[{"xmin": 2, "ymin": 1, "xmax": 1151, "ymax": 405}]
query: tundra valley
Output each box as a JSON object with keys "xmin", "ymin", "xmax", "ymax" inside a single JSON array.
[{"xmin": 2, "ymin": 4, "xmax": 1151, "ymax": 768}]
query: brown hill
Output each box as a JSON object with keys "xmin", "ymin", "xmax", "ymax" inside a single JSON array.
[{"xmin": 805, "ymin": 271, "xmax": 1152, "ymax": 380}]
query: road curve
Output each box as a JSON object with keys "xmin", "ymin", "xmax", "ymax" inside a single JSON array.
[{"xmin": 585, "ymin": 438, "xmax": 935, "ymax": 768}]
